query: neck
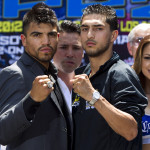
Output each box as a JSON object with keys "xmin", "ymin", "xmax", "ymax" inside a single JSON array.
[
  {"xmin": 42, "ymin": 63, "xmax": 49, "ymax": 70},
  {"xmin": 26, "ymin": 51, "xmax": 50, "ymax": 70},
  {"xmin": 89, "ymin": 50, "xmax": 113, "ymax": 76},
  {"xmin": 58, "ymin": 71, "xmax": 75, "ymax": 92}
]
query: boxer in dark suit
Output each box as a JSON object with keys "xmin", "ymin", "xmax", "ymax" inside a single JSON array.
[{"xmin": 0, "ymin": 3, "xmax": 72, "ymax": 150}]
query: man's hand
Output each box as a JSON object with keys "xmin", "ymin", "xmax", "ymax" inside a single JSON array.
[
  {"xmin": 71, "ymin": 74, "xmax": 95, "ymax": 101},
  {"xmin": 30, "ymin": 75, "xmax": 54, "ymax": 102}
]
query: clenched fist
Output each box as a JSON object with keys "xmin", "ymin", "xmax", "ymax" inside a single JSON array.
[
  {"xmin": 30, "ymin": 75, "xmax": 54, "ymax": 102},
  {"xmin": 71, "ymin": 74, "xmax": 95, "ymax": 101}
]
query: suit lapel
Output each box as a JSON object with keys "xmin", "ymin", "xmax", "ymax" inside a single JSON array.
[
  {"xmin": 20, "ymin": 52, "xmax": 64, "ymax": 114},
  {"xmin": 50, "ymin": 91, "xmax": 63, "ymax": 115},
  {"xmin": 20, "ymin": 52, "xmax": 44, "ymax": 76},
  {"xmin": 31, "ymin": 62, "xmax": 44, "ymax": 76}
]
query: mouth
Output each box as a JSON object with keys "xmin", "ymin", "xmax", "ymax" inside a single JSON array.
[
  {"xmin": 40, "ymin": 47, "xmax": 52, "ymax": 53},
  {"xmin": 64, "ymin": 60, "xmax": 75, "ymax": 65},
  {"xmin": 86, "ymin": 41, "xmax": 96, "ymax": 47}
]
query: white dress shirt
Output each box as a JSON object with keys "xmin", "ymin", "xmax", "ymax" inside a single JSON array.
[
  {"xmin": 1, "ymin": 145, "xmax": 6, "ymax": 150},
  {"xmin": 57, "ymin": 78, "xmax": 72, "ymax": 114}
]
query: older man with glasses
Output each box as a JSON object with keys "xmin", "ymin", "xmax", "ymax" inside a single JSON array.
[{"xmin": 127, "ymin": 23, "xmax": 150, "ymax": 64}]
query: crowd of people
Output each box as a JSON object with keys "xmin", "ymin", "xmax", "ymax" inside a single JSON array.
[{"xmin": 0, "ymin": 2, "xmax": 150, "ymax": 150}]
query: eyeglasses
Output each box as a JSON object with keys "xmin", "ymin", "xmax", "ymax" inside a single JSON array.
[{"xmin": 131, "ymin": 37, "xmax": 144, "ymax": 46}]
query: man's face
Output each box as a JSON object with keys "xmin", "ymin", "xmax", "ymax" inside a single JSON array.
[
  {"xmin": 80, "ymin": 14, "xmax": 116, "ymax": 57},
  {"xmin": 128, "ymin": 28, "xmax": 150, "ymax": 59},
  {"xmin": 21, "ymin": 22, "xmax": 58, "ymax": 67},
  {"xmin": 53, "ymin": 32, "xmax": 83, "ymax": 73}
]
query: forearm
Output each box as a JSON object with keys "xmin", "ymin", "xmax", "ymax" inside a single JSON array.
[
  {"xmin": 71, "ymin": 74, "xmax": 139, "ymax": 141},
  {"xmin": 94, "ymin": 96, "xmax": 138, "ymax": 141}
]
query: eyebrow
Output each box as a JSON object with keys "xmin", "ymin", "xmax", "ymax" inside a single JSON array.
[
  {"xmin": 143, "ymin": 54, "xmax": 150, "ymax": 56},
  {"xmin": 30, "ymin": 31, "xmax": 41, "ymax": 36},
  {"xmin": 49, "ymin": 31, "xmax": 58, "ymax": 34},
  {"xmin": 58, "ymin": 44, "xmax": 68, "ymax": 46},
  {"xmin": 81, "ymin": 24, "xmax": 104, "ymax": 28},
  {"xmin": 30, "ymin": 31, "xmax": 57, "ymax": 36}
]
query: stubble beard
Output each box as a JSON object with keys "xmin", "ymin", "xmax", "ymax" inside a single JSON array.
[
  {"xmin": 85, "ymin": 40, "xmax": 110, "ymax": 58},
  {"xmin": 61, "ymin": 61, "xmax": 76, "ymax": 73},
  {"xmin": 37, "ymin": 45, "xmax": 57, "ymax": 62}
]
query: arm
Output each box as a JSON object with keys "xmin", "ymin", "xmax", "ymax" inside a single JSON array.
[
  {"xmin": 94, "ymin": 96, "xmax": 137, "ymax": 141},
  {"xmin": 0, "ymin": 68, "xmax": 53, "ymax": 145},
  {"xmin": 71, "ymin": 73, "xmax": 145, "ymax": 141},
  {"xmin": 0, "ymin": 68, "xmax": 31, "ymax": 144}
]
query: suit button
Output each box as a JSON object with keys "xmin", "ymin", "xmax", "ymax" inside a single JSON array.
[{"xmin": 64, "ymin": 128, "xmax": 67, "ymax": 132}]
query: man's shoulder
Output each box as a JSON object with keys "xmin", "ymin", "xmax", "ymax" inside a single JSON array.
[
  {"xmin": 0, "ymin": 62, "xmax": 23, "ymax": 83},
  {"xmin": 0, "ymin": 61, "xmax": 19, "ymax": 73},
  {"xmin": 110, "ymin": 59, "xmax": 133, "ymax": 73},
  {"xmin": 108, "ymin": 59, "xmax": 139, "ymax": 82},
  {"xmin": 0, "ymin": 56, "xmax": 30, "ymax": 81}
]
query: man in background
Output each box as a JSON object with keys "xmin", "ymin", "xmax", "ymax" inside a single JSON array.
[
  {"xmin": 53, "ymin": 20, "xmax": 83, "ymax": 114},
  {"xmin": 127, "ymin": 23, "xmax": 150, "ymax": 65}
]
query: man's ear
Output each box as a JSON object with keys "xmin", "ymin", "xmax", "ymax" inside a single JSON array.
[
  {"xmin": 57, "ymin": 32, "xmax": 60, "ymax": 38},
  {"xmin": 21, "ymin": 34, "xmax": 26, "ymax": 47},
  {"xmin": 111, "ymin": 30, "xmax": 118, "ymax": 42}
]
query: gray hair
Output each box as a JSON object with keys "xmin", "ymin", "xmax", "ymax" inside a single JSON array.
[{"xmin": 128, "ymin": 23, "xmax": 150, "ymax": 43}]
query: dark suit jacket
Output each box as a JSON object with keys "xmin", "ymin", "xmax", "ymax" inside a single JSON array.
[{"xmin": 0, "ymin": 52, "xmax": 72, "ymax": 150}]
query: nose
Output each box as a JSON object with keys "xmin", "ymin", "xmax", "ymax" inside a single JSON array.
[
  {"xmin": 87, "ymin": 29, "xmax": 95, "ymax": 39},
  {"xmin": 42, "ymin": 35, "xmax": 50, "ymax": 45},
  {"xmin": 66, "ymin": 48, "xmax": 74, "ymax": 58}
]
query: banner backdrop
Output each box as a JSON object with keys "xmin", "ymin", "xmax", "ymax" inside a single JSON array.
[{"xmin": 0, "ymin": 0, "xmax": 150, "ymax": 70}]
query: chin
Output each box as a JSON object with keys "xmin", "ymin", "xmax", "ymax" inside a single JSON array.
[
  {"xmin": 64, "ymin": 69, "xmax": 74, "ymax": 74},
  {"xmin": 40, "ymin": 57, "xmax": 51, "ymax": 62}
]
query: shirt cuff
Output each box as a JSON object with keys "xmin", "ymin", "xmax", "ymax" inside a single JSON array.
[{"xmin": 23, "ymin": 94, "xmax": 41, "ymax": 121}]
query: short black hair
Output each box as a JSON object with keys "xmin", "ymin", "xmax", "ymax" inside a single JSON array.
[
  {"xmin": 59, "ymin": 20, "xmax": 80, "ymax": 34},
  {"xmin": 23, "ymin": 2, "xmax": 58, "ymax": 35},
  {"xmin": 81, "ymin": 4, "xmax": 118, "ymax": 31}
]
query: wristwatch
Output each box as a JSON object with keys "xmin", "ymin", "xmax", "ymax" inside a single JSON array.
[{"xmin": 88, "ymin": 90, "xmax": 100, "ymax": 106}]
